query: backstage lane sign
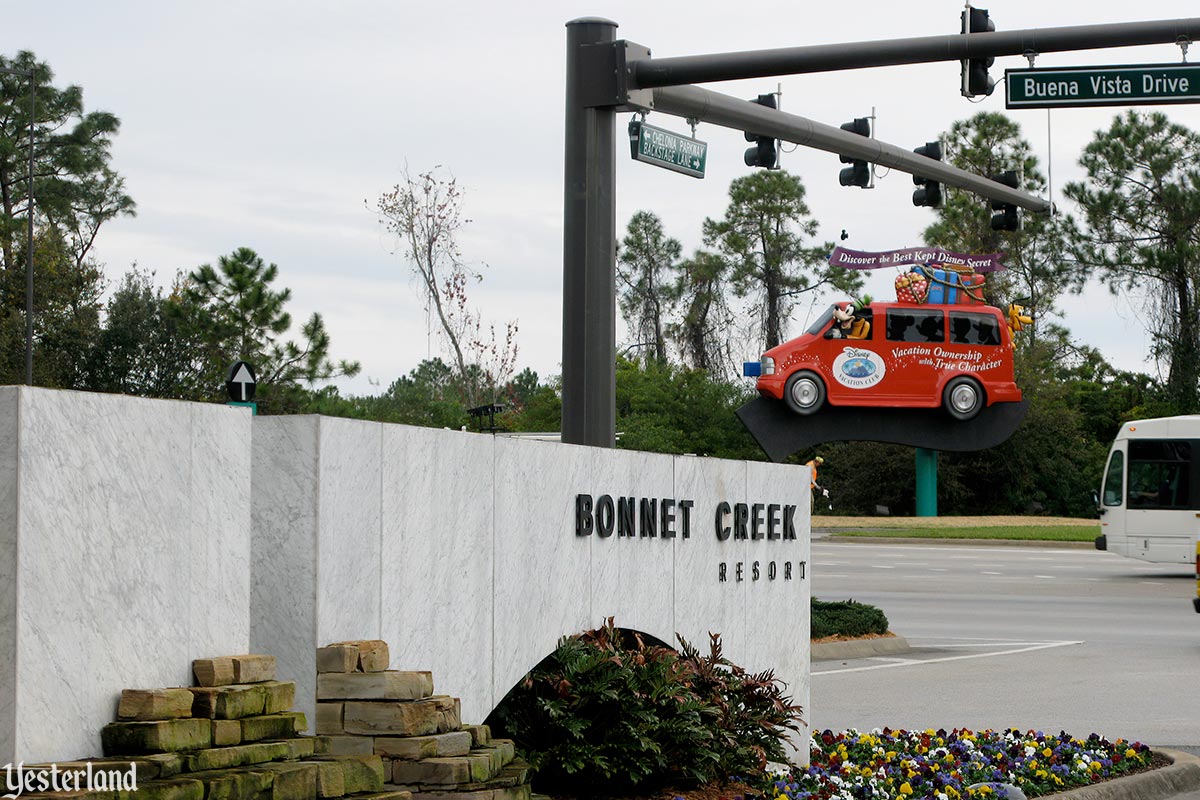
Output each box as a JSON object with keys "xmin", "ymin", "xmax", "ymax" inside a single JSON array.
[
  {"xmin": 628, "ymin": 120, "xmax": 707, "ymax": 179},
  {"xmin": 574, "ymin": 493, "xmax": 807, "ymax": 585}
]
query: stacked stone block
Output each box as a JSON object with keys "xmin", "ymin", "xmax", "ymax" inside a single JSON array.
[
  {"xmin": 315, "ymin": 641, "xmax": 532, "ymax": 800},
  {"xmin": 19, "ymin": 653, "xmax": 408, "ymax": 800}
]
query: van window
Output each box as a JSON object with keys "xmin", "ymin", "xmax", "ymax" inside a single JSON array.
[
  {"xmin": 806, "ymin": 306, "xmax": 835, "ymax": 336},
  {"xmin": 949, "ymin": 312, "xmax": 1002, "ymax": 346},
  {"xmin": 1127, "ymin": 439, "xmax": 1196, "ymax": 509},
  {"xmin": 886, "ymin": 309, "xmax": 944, "ymax": 343},
  {"xmin": 1102, "ymin": 450, "xmax": 1123, "ymax": 506}
]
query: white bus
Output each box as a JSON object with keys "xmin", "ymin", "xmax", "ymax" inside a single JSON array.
[{"xmin": 1096, "ymin": 415, "xmax": 1200, "ymax": 565}]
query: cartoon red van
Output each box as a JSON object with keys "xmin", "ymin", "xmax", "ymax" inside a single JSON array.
[{"xmin": 755, "ymin": 301, "xmax": 1022, "ymax": 420}]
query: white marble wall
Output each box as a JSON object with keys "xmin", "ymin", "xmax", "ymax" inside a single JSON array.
[
  {"xmin": 1, "ymin": 388, "xmax": 251, "ymax": 764},
  {"xmin": 0, "ymin": 389, "xmax": 18, "ymax": 764},
  {"xmin": 250, "ymin": 416, "xmax": 321, "ymax": 729},
  {"xmin": 1, "ymin": 391, "xmax": 809, "ymax": 768},
  {"xmin": 380, "ymin": 426, "xmax": 495, "ymax": 725},
  {"xmin": 253, "ymin": 419, "xmax": 811, "ymax": 762}
]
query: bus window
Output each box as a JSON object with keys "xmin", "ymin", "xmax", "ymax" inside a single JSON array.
[
  {"xmin": 1102, "ymin": 450, "xmax": 1124, "ymax": 506},
  {"xmin": 1127, "ymin": 440, "xmax": 1195, "ymax": 509},
  {"xmin": 886, "ymin": 309, "xmax": 944, "ymax": 343}
]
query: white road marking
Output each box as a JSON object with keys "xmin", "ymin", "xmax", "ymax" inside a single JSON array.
[
  {"xmin": 813, "ymin": 640, "xmax": 1084, "ymax": 675},
  {"xmin": 981, "ymin": 571, "xmax": 1003, "ymax": 575},
  {"xmin": 817, "ymin": 574, "xmax": 848, "ymax": 579},
  {"xmin": 927, "ymin": 642, "xmax": 1055, "ymax": 648},
  {"xmin": 871, "ymin": 565, "xmax": 895, "ymax": 569},
  {"xmin": 1035, "ymin": 575, "xmax": 1056, "ymax": 579},
  {"xmin": 929, "ymin": 567, "xmax": 949, "ymax": 572}
]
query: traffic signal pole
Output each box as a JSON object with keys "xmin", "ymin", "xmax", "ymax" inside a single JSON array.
[
  {"xmin": 650, "ymin": 84, "xmax": 1051, "ymax": 212},
  {"xmin": 562, "ymin": 18, "xmax": 619, "ymax": 448},
  {"xmin": 632, "ymin": 18, "xmax": 1200, "ymax": 86},
  {"xmin": 562, "ymin": 15, "xmax": 1200, "ymax": 448}
]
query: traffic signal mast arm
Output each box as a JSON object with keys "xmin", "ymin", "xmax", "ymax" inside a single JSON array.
[
  {"xmin": 651, "ymin": 83, "xmax": 1050, "ymax": 212},
  {"xmin": 630, "ymin": 18, "xmax": 1200, "ymax": 87}
]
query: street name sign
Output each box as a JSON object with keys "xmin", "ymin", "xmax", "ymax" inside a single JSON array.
[
  {"xmin": 1006, "ymin": 63, "xmax": 1200, "ymax": 109},
  {"xmin": 628, "ymin": 120, "xmax": 707, "ymax": 178}
]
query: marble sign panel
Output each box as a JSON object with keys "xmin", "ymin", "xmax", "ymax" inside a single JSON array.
[
  {"xmin": 491, "ymin": 437, "xmax": 596, "ymax": 707},
  {"xmin": 316, "ymin": 417, "xmax": 383, "ymax": 646},
  {"xmin": 187, "ymin": 403, "xmax": 253, "ymax": 667},
  {"xmin": 380, "ymin": 426, "xmax": 495, "ymax": 724},
  {"xmin": 251, "ymin": 416, "xmax": 321, "ymax": 726},
  {"xmin": 0, "ymin": 388, "xmax": 17, "ymax": 763},
  {"xmin": 585, "ymin": 448, "xmax": 677, "ymax": 642},
  {"xmin": 14, "ymin": 389, "xmax": 252, "ymax": 762},
  {"xmin": 671, "ymin": 455, "xmax": 750, "ymax": 661},
  {"xmin": 745, "ymin": 459, "xmax": 811, "ymax": 762}
]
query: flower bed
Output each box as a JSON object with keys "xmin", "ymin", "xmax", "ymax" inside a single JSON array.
[{"xmin": 760, "ymin": 728, "xmax": 1155, "ymax": 799}]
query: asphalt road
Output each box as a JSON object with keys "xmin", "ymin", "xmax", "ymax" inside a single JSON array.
[{"xmin": 809, "ymin": 536, "xmax": 1200, "ymax": 749}]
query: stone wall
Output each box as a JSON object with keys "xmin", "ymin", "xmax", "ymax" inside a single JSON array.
[
  {"xmin": 1, "ymin": 389, "xmax": 811, "ymax": 765},
  {"xmin": 251, "ymin": 416, "xmax": 812, "ymax": 755},
  {"xmin": 0, "ymin": 388, "xmax": 253, "ymax": 763}
]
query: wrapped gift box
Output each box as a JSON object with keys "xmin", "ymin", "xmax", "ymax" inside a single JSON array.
[
  {"xmin": 924, "ymin": 268, "xmax": 959, "ymax": 304},
  {"xmin": 895, "ymin": 271, "xmax": 928, "ymax": 304},
  {"xmin": 959, "ymin": 273, "xmax": 986, "ymax": 305}
]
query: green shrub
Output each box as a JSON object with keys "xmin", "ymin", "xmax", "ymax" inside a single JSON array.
[
  {"xmin": 486, "ymin": 619, "xmax": 804, "ymax": 796},
  {"xmin": 810, "ymin": 598, "xmax": 890, "ymax": 639}
]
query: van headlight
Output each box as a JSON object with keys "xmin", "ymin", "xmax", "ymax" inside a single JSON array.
[{"xmin": 761, "ymin": 356, "xmax": 775, "ymax": 376}]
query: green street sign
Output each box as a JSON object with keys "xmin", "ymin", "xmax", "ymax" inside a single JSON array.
[
  {"xmin": 1006, "ymin": 63, "xmax": 1200, "ymax": 109},
  {"xmin": 628, "ymin": 120, "xmax": 707, "ymax": 179}
]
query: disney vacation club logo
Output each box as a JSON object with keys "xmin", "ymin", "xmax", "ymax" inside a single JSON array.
[
  {"xmin": 3, "ymin": 762, "xmax": 137, "ymax": 799},
  {"xmin": 832, "ymin": 347, "xmax": 886, "ymax": 389}
]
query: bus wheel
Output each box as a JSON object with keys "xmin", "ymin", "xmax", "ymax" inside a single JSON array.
[
  {"xmin": 944, "ymin": 376, "xmax": 984, "ymax": 421},
  {"xmin": 785, "ymin": 371, "xmax": 825, "ymax": 415}
]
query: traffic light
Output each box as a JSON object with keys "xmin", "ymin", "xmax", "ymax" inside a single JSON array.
[
  {"xmin": 912, "ymin": 141, "xmax": 943, "ymax": 208},
  {"xmin": 839, "ymin": 117, "xmax": 871, "ymax": 188},
  {"xmin": 989, "ymin": 170, "xmax": 1020, "ymax": 231},
  {"xmin": 961, "ymin": 6, "xmax": 996, "ymax": 97},
  {"xmin": 744, "ymin": 94, "xmax": 778, "ymax": 169}
]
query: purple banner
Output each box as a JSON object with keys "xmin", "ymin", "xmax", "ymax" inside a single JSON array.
[{"xmin": 829, "ymin": 246, "xmax": 1007, "ymax": 273}]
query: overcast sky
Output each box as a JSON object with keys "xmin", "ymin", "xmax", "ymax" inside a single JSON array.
[{"xmin": 9, "ymin": 1, "xmax": 1200, "ymax": 395}]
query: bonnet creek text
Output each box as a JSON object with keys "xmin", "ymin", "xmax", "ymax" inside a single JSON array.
[{"xmin": 574, "ymin": 494, "xmax": 807, "ymax": 584}]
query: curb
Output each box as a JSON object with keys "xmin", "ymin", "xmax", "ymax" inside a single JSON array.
[
  {"xmin": 1042, "ymin": 748, "xmax": 1200, "ymax": 799},
  {"xmin": 811, "ymin": 635, "xmax": 912, "ymax": 661},
  {"xmin": 819, "ymin": 535, "xmax": 1095, "ymax": 549}
]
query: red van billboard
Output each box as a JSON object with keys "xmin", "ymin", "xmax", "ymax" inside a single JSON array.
[{"xmin": 756, "ymin": 301, "xmax": 1022, "ymax": 421}]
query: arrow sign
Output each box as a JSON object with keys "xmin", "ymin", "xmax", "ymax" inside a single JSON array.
[
  {"xmin": 226, "ymin": 360, "xmax": 257, "ymax": 402},
  {"xmin": 628, "ymin": 120, "xmax": 707, "ymax": 179}
]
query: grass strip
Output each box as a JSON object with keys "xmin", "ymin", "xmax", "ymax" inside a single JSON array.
[{"xmin": 831, "ymin": 525, "xmax": 1099, "ymax": 542}]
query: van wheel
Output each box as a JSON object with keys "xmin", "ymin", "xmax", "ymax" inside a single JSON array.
[
  {"xmin": 944, "ymin": 376, "xmax": 984, "ymax": 421},
  {"xmin": 784, "ymin": 371, "xmax": 825, "ymax": 415}
]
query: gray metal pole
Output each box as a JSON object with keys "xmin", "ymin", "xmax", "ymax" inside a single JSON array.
[
  {"xmin": 25, "ymin": 74, "xmax": 34, "ymax": 386},
  {"xmin": 652, "ymin": 84, "xmax": 1051, "ymax": 212},
  {"xmin": 562, "ymin": 18, "xmax": 618, "ymax": 448},
  {"xmin": 634, "ymin": 18, "xmax": 1200, "ymax": 87}
]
